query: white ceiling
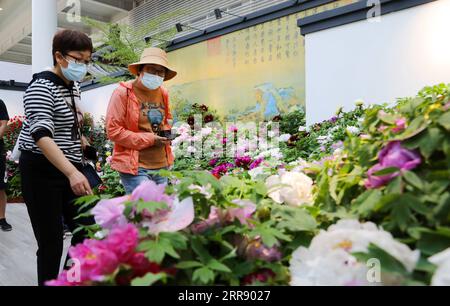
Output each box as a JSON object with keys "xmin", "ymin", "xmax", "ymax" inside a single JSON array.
[{"xmin": 0, "ymin": 0, "xmax": 134, "ymax": 65}]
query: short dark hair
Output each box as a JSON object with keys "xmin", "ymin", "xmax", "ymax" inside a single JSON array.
[{"xmin": 52, "ymin": 29, "xmax": 94, "ymax": 66}]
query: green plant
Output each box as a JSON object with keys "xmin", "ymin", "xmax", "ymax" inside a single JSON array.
[
  {"xmin": 311, "ymin": 84, "xmax": 450, "ymax": 284},
  {"xmin": 83, "ymin": 12, "xmax": 180, "ymax": 83}
]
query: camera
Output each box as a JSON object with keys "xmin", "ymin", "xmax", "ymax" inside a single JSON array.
[{"xmin": 158, "ymin": 130, "xmax": 178, "ymax": 141}]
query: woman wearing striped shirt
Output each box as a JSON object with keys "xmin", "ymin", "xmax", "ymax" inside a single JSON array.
[{"xmin": 18, "ymin": 29, "xmax": 94, "ymax": 286}]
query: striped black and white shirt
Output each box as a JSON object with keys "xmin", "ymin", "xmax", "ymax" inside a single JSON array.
[{"xmin": 19, "ymin": 71, "xmax": 83, "ymax": 164}]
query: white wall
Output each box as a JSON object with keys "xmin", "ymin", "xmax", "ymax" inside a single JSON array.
[
  {"xmin": 0, "ymin": 83, "xmax": 118, "ymax": 121},
  {"xmin": 0, "ymin": 89, "xmax": 25, "ymax": 117},
  {"xmin": 0, "ymin": 61, "xmax": 31, "ymax": 116},
  {"xmin": 304, "ymin": 0, "xmax": 450, "ymax": 125},
  {"xmin": 0, "ymin": 61, "xmax": 32, "ymax": 83},
  {"xmin": 80, "ymin": 83, "xmax": 119, "ymax": 121}
]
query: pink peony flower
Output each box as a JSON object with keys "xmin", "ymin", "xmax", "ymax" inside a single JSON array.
[
  {"xmin": 92, "ymin": 196, "xmax": 128, "ymax": 229},
  {"xmin": 235, "ymin": 156, "xmax": 253, "ymax": 169},
  {"xmin": 392, "ymin": 118, "xmax": 407, "ymax": 133},
  {"xmin": 378, "ymin": 125, "xmax": 388, "ymax": 133},
  {"xmin": 211, "ymin": 163, "xmax": 234, "ymax": 178},
  {"xmin": 105, "ymin": 224, "xmax": 139, "ymax": 262},
  {"xmin": 68, "ymin": 239, "xmax": 119, "ymax": 282},
  {"xmin": 190, "ymin": 207, "xmax": 222, "ymax": 234},
  {"xmin": 229, "ymin": 125, "xmax": 238, "ymax": 133},
  {"xmin": 142, "ymin": 197, "xmax": 195, "ymax": 234},
  {"xmin": 131, "ymin": 181, "xmax": 173, "ymax": 205},
  {"xmin": 209, "ymin": 158, "xmax": 219, "ymax": 167},
  {"xmin": 191, "ymin": 200, "xmax": 256, "ymax": 234},
  {"xmin": 444, "ymin": 101, "xmax": 450, "ymax": 111},
  {"xmin": 46, "ymin": 271, "xmax": 82, "ymax": 287},
  {"xmin": 249, "ymin": 158, "xmax": 264, "ymax": 170},
  {"xmin": 365, "ymin": 141, "xmax": 421, "ymax": 189},
  {"xmin": 244, "ymin": 238, "xmax": 282, "ymax": 262},
  {"xmin": 130, "ymin": 181, "xmax": 174, "ymax": 221},
  {"xmin": 227, "ymin": 200, "xmax": 257, "ymax": 226}
]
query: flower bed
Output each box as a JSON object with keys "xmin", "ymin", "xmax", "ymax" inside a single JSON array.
[{"xmin": 5, "ymin": 83, "xmax": 450, "ymax": 286}]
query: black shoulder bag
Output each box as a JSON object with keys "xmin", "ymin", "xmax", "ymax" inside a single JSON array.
[{"xmin": 70, "ymin": 95, "xmax": 103, "ymax": 189}]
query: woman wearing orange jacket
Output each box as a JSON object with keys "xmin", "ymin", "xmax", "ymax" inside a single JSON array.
[{"xmin": 106, "ymin": 47, "xmax": 176, "ymax": 194}]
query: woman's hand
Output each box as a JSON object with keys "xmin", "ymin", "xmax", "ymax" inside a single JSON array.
[
  {"xmin": 68, "ymin": 170, "xmax": 93, "ymax": 196},
  {"xmin": 154, "ymin": 135, "xmax": 171, "ymax": 147},
  {"xmin": 81, "ymin": 136, "xmax": 90, "ymax": 150}
]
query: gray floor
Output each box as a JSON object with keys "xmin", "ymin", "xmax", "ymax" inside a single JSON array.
[{"xmin": 0, "ymin": 204, "xmax": 70, "ymax": 286}]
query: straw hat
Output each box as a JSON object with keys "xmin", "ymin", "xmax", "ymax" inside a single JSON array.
[{"xmin": 128, "ymin": 47, "xmax": 177, "ymax": 81}]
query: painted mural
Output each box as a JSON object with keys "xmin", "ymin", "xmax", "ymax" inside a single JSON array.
[{"xmin": 166, "ymin": 0, "xmax": 358, "ymax": 121}]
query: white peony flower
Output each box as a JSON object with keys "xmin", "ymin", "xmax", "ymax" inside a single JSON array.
[
  {"xmin": 266, "ymin": 170, "xmax": 314, "ymax": 206},
  {"xmin": 317, "ymin": 135, "xmax": 332, "ymax": 145},
  {"xmin": 346, "ymin": 126, "xmax": 360, "ymax": 135},
  {"xmin": 355, "ymin": 99, "xmax": 365, "ymax": 107},
  {"xmin": 248, "ymin": 166, "xmax": 265, "ymax": 180},
  {"xmin": 188, "ymin": 184, "xmax": 213, "ymax": 199},
  {"xmin": 201, "ymin": 127, "xmax": 212, "ymax": 137},
  {"xmin": 176, "ymin": 124, "xmax": 190, "ymax": 135},
  {"xmin": 290, "ymin": 247, "xmax": 370, "ymax": 286},
  {"xmin": 429, "ymin": 248, "xmax": 450, "ymax": 286},
  {"xmin": 279, "ymin": 134, "xmax": 291, "ymax": 142},
  {"xmin": 289, "ymin": 219, "xmax": 420, "ymax": 286},
  {"xmin": 269, "ymin": 148, "xmax": 284, "ymax": 160},
  {"xmin": 187, "ymin": 146, "xmax": 197, "ymax": 153}
]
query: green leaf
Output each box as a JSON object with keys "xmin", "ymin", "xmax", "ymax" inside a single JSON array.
[
  {"xmin": 136, "ymin": 201, "xmax": 168, "ymax": 214},
  {"xmin": 438, "ymin": 112, "xmax": 450, "ymax": 130},
  {"xmin": 250, "ymin": 222, "xmax": 291, "ymax": 248},
  {"xmin": 391, "ymin": 200, "xmax": 411, "ymax": 232},
  {"xmin": 74, "ymin": 195, "xmax": 100, "ymax": 206},
  {"xmin": 403, "ymin": 171, "xmax": 424, "ymax": 190},
  {"xmin": 419, "ymin": 128, "xmax": 444, "ymax": 159},
  {"xmin": 139, "ymin": 241, "xmax": 166, "ymax": 263},
  {"xmin": 220, "ymin": 249, "xmax": 238, "ymax": 262},
  {"xmin": 396, "ymin": 116, "xmax": 427, "ymax": 141},
  {"xmin": 145, "ymin": 247, "xmax": 165, "ymax": 264},
  {"xmin": 378, "ymin": 112, "xmax": 397, "ymax": 125},
  {"xmin": 131, "ymin": 272, "xmax": 166, "ymax": 286},
  {"xmin": 354, "ymin": 190, "xmax": 382, "ymax": 217},
  {"xmin": 160, "ymin": 232, "xmax": 188, "ymax": 250},
  {"xmin": 272, "ymin": 206, "xmax": 317, "ymax": 232},
  {"xmin": 353, "ymin": 244, "xmax": 412, "ymax": 278},
  {"xmin": 175, "ymin": 261, "xmax": 203, "ymax": 269},
  {"xmin": 207, "ymin": 259, "xmax": 232, "ymax": 273},
  {"xmin": 385, "ymin": 176, "xmax": 403, "ymax": 195},
  {"xmin": 373, "ymin": 167, "xmax": 400, "ymax": 177},
  {"xmin": 417, "ymin": 229, "xmax": 450, "ymax": 256},
  {"xmin": 191, "ymin": 237, "xmax": 213, "ymax": 264},
  {"xmin": 192, "ymin": 267, "xmax": 215, "ymax": 284},
  {"xmin": 433, "ymin": 193, "xmax": 450, "ymax": 223}
]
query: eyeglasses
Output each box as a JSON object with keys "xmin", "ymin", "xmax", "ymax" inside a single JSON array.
[
  {"xmin": 64, "ymin": 54, "xmax": 93, "ymax": 67},
  {"xmin": 142, "ymin": 67, "xmax": 166, "ymax": 78}
]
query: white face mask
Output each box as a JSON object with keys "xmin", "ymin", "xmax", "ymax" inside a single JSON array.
[
  {"xmin": 61, "ymin": 58, "xmax": 88, "ymax": 82},
  {"xmin": 141, "ymin": 72, "xmax": 164, "ymax": 90}
]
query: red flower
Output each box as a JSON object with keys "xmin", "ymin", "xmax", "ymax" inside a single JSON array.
[
  {"xmin": 204, "ymin": 114, "xmax": 214, "ymax": 124},
  {"xmin": 242, "ymin": 269, "xmax": 276, "ymax": 285},
  {"xmin": 187, "ymin": 116, "xmax": 195, "ymax": 126}
]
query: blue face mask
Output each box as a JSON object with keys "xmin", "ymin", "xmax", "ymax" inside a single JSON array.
[
  {"xmin": 141, "ymin": 72, "xmax": 164, "ymax": 90},
  {"xmin": 61, "ymin": 59, "xmax": 88, "ymax": 82}
]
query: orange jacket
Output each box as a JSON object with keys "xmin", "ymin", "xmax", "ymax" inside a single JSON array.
[{"xmin": 106, "ymin": 81, "xmax": 174, "ymax": 175}]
